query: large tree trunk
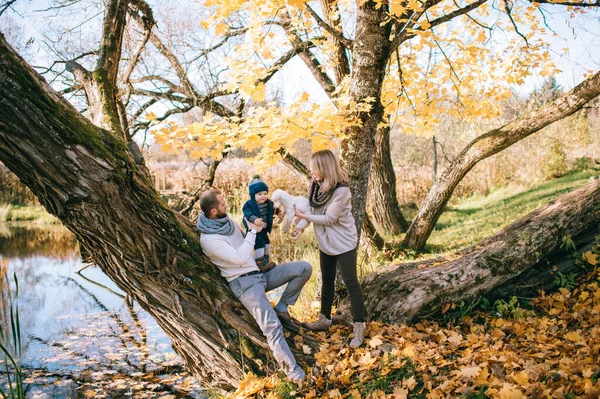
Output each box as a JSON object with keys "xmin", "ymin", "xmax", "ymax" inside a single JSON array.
[
  {"xmin": 340, "ymin": 1, "xmax": 391, "ymax": 236},
  {"xmin": 403, "ymin": 70, "xmax": 600, "ymax": 250},
  {"xmin": 368, "ymin": 123, "xmax": 409, "ymax": 235},
  {"xmin": 360, "ymin": 178, "xmax": 600, "ymax": 323},
  {"xmin": 0, "ymin": 34, "xmax": 312, "ymax": 389}
]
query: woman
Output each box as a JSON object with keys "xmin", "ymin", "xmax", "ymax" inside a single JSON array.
[{"xmin": 294, "ymin": 149, "xmax": 366, "ymax": 348}]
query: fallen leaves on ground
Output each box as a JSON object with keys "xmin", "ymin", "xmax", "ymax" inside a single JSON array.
[{"xmin": 228, "ymin": 266, "xmax": 600, "ymax": 398}]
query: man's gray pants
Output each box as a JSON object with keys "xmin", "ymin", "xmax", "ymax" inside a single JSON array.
[{"xmin": 228, "ymin": 260, "xmax": 312, "ymax": 380}]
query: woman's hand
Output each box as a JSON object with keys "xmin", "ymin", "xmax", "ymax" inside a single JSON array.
[{"xmin": 293, "ymin": 204, "xmax": 306, "ymax": 219}]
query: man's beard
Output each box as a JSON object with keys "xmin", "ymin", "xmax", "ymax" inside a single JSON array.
[{"xmin": 215, "ymin": 211, "xmax": 227, "ymax": 219}]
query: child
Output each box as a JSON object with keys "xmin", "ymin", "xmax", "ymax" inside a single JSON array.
[{"xmin": 242, "ymin": 175, "xmax": 279, "ymax": 272}]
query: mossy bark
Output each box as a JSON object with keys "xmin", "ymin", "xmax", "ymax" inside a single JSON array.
[{"xmin": 0, "ymin": 34, "xmax": 314, "ymax": 389}]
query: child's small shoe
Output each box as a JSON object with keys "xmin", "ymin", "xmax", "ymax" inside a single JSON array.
[{"xmin": 256, "ymin": 256, "xmax": 276, "ymax": 272}]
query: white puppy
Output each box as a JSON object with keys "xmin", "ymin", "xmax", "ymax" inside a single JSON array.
[{"xmin": 271, "ymin": 189, "xmax": 311, "ymax": 236}]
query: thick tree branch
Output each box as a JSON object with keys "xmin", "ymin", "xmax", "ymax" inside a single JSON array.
[
  {"xmin": 318, "ymin": 0, "xmax": 351, "ymax": 85},
  {"xmin": 305, "ymin": 4, "xmax": 352, "ymax": 49},
  {"xmin": 97, "ymin": 0, "xmax": 129, "ymax": 85},
  {"xmin": 281, "ymin": 18, "xmax": 336, "ymax": 95}
]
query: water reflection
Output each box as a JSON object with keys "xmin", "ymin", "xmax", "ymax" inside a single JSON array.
[{"xmin": 0, "ymin": 225, "xmax": 204, "ymax": 398}]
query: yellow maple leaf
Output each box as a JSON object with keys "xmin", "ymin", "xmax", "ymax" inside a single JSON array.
[
  {"xmin": 327, "ymin": 389, "xmax": 342, "ymax": 398},
  {"xmin": 347, "ymin": 389, "xmax": 361, "ymax": 399},
  {"xmin": 391, "ymin": 387, "xmax": 408, "ymax": 399},
  {"xmin": 582, "ymin": 251, "xmax": 598, "ymax": 266},
  {"xmin": 401, "ymin": 344, "xmax": 416, "ymax": 358},
  {"xmin": 511, "ymin": 371, "xmax": 529, "ymax": 386},
  {"xmin": 564, "ymin": 331, "xmax": 583, "ymax": 343},
  {"xmin": 251, "ymin": 82, "xmax": 267, "ymax": 102},
  {"xmin": 368, "ymin": 335, "xmax": 383, "ymax": 348},
  {"xmin": 497, "ymin": 383, "xmax": 526, "ymax": 399},
  {"xmin": 215, "ymin": 23, "xmax": 228, "ymax": 35},
  {"xmin": 145, "ymin": 112, "xmax": 157, "ymax": 121},
  {"xmin": 403, "ymin": 376, "xmax": 417, "ymax": 390},
  {"xmin": 459, "ymin": 365, "xmax": 482, "ymax": 379}
]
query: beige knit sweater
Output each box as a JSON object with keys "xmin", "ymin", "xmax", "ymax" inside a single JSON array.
[{"xmin": 305, "ymin": 186, "xmax": 358, "ymax": 255}]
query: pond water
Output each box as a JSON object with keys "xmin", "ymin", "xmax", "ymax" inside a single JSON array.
[{"xmin": 0, "ymin": 224, "xmax": 205, "ymax": 398}]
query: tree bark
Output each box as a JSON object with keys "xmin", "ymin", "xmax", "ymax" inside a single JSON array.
[
  {"xmin": 360, "ymin": 178, "xmax": 600, "ymax": 323},
  {"xmin": 340, "ymin": 1, "xmax": 392, "ymax": 237},
  {"xmin": 403, "ymin": 70, "xmax": 600, "ymax": 250},
  {"xmin": 431, "ymin": 135, "xmax": 438, "ymax": 186},
  {"xmin": 368, "ymin": 123, "xmax": 409, "ymax": 235},
  {"xmin": 318, "ymin": 0, "xmax": 350, "ymax": 86},
  {"xmin": 0, "ymin": 34, "xmax": 313, "ymax": 390}
]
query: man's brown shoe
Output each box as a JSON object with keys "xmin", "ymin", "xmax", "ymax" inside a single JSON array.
[{"xmin": 275, "ymin": 310, "xmax": 301, "ymax": 333}]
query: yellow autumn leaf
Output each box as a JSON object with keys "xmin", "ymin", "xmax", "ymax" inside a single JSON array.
[
  {"xmin": 145, "ymin": 112, "xmax": 157, "ymax": 121},
  {"xmin": 215, "ymin": 23, "xmax": 228, "ymax": 35},
  {"xmin": 564, "ymin": 331, "xmax": 583, "ymax": 343},
  {"xmin": 368, "ymin": 335, "xmax": 383, "ymax": 348},
  {"xmin": 511, "ymin": 371, "xmax": 529, "ymax": 386},
  {"xmin": 327, "ymin": 389, "xmax": 342, "ymax": 398},
  {"xmin": 497, "ymin": 383, "xmax": 526, "ymax": 399},
  {"xmin": 251, "ymin": 82, "xmax": 266, "ymax": 102},
  {"xmin": 582, "ymin": 251, "xmax": 598, "ymax": 266},
  {"xmin": 459, "ymin": 365, "xmax": 482, "ymax": 379},
  {"xmin": 391, "ymin": 387, "xmax": 408, "ymax": 399},
  {"xmin": 402, "ymin": 376, "xmax": 417, "ymax": 390}
]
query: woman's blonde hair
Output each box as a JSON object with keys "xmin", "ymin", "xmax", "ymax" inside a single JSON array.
[{"xmin": 310, "ymin": 149, "xmax": 347, "ymax": 192}]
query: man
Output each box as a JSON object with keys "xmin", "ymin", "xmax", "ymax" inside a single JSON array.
[{"xmin": 197, "ymin": 188, "xmax": 312, "ymax": 383}]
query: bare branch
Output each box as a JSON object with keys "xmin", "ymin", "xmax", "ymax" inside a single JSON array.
[
  {"xmin": 35, "ymin": 51, "xmax": 98, "ymax": 74},
  {"xmin": 122, "ymin": 27, "xmax": 153, "ymax": 88},
  {"xmin": 130, "ymin": 88, "xmax": 189, "ymax": 103},
  {"xmin": 187, "ymin": 28, "xmax": 249, "ymax": 64},
  {"xmin": 503, "ymin": 0, "xmax": 529, "ymax": 45},
  {"xmin": 59, "ymin": 84, "xmax": 83, "ymax": 95},
  {"xmin": 130, "ymin": 75, "xmax": 183, "ymax": 93},
  {"xmin": 259, "ymin": 40, "xmax": 315, "ymax": 85},
  {"xmin": 132, "ymin": 104, "xmax": 195, "ymax": 132},
  {"xmin": 129, "ymin": 98, "xmax": 158, "ymax": 125},
  {"xmin": 0, "ymin": 0, "xmax": 17, "ymax": 16},
  {"xmin": 390, "ymin": 0, "xmax": 488, "ymax": 52},
  {"xmin": 530, "ymin": 0, "xmax": 599, "ymax": 6},
  {"xmin": 305, "ymin": 4, "xmax": 352, "ymax": 49},
  {"xmin": 452, "ymin": 0, "xmax": 493, "ymax": 31}
]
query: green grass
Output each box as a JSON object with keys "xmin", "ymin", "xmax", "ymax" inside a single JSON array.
[
  {"xmin": 0, "ymin": 204, "xmax": 58, "ymax": 224},
  {"xmin": 422, "ymin": 168, "xmax": 600, "ymax": 252}
]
